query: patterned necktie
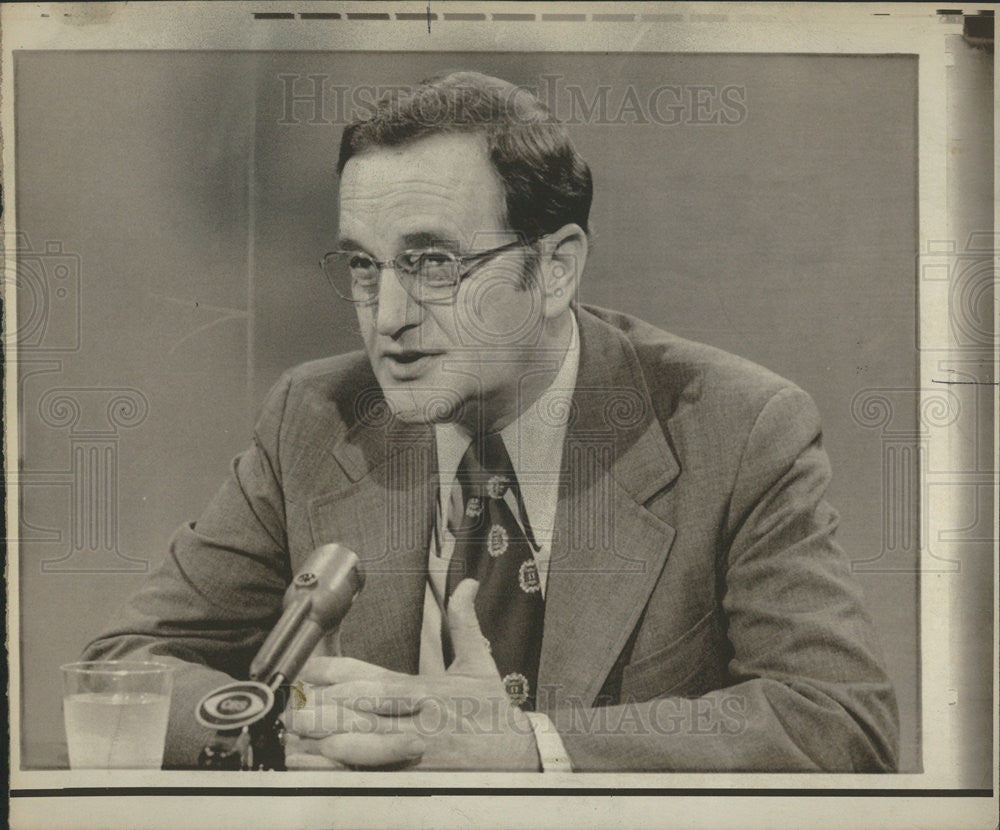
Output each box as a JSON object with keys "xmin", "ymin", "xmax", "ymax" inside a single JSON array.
[{"xmin": 443, "ymin": 432, "xmax": 544, "ymax": 711}]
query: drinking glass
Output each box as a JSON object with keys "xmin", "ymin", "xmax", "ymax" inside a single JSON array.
[{"xmin": 61, "ymin": 661, "xmax": 173, "ymax": 769}]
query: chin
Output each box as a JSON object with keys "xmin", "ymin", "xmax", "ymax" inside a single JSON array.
[{"xmin": 380, "ymin": 385, "xmax": 466, "ymax": 426}]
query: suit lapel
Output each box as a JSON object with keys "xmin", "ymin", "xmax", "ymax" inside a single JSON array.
[
  {"xmin": 307, "ymin": 384, "xmax": 436, "ymax": 676},
  {"xmin": 539, "ymin": 309, "xmax": 680, "ymax": 708}
]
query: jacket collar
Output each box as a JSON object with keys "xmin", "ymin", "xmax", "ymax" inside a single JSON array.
[{"xmin": 325, "ymin": 308, "xmax": 680, "ymax": 492}]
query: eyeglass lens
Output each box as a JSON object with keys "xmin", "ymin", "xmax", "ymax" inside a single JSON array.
[{"xmin": 322, "ymin": 251, "xmax": 461, "ymax": 303}]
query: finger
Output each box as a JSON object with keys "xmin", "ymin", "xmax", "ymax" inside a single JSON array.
[
  {"xmin": 285, "ymin": 753, "xmax": 345, "ymax": 770},
  {"xmin": 284, "ymin": 724, "xmax": 416, "ymax": 757},
  {"xmin": 285, "ymin": 700, "xmax": 412, "ymax": 737},
  {"xmin": 316, "ymin": 731, "xmax": 425, "ymax": 768},
  {"xmin": 283, "ymin": 732, "xmax": 309, "ymax": 755},
  {"xmin": 321, "ymin": 679, "xmax": 425, "ymax": 716},
  {"xmin": 300, "ymin": 656, "xmax": 400, "ymax": 685},
  {"xmin": 286, "ymin": 734, "xmax": 338, "ymax": 756},
  {"xmin": 447, "ymin": 579, "xmax": 498, "ymax": 676},
  {"xmin": 284, "ymin": 733, "xmax": 350, "ymax": 767}
]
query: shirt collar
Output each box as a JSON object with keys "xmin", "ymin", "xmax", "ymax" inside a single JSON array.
[{"xmin": 434, "ymin": 313, "xmax": 580, "ymax": 531}]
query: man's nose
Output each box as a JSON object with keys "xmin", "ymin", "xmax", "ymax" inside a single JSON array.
[{"xmin": 374, "ymin": 265, "xmax": 421, "ymax": 337}]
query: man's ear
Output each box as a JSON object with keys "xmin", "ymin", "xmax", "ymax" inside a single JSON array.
[{"xmin": 536, "ymin": 223, "xmax": 588, "ymax": 319}]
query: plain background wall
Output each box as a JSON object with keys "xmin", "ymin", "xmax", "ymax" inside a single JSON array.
[{"xmin": 16, "ymin": 51, "xmax": 920, "ymax": 770}]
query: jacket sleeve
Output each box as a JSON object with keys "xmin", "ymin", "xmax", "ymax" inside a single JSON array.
[
  {"xmin": 81, "ymin": 373, "xmax": 295, "ymax": 768},
  {"xmin": 551, "ymin": 386, "xmax": 900, "ymax": 771}
]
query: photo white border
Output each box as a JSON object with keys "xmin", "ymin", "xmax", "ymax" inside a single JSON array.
[{"xmin": 3, "ymin": 2, "xmax": 996, "ymax": 828}]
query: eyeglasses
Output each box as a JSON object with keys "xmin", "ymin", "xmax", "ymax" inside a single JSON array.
[{"xmin": 320, "ymin": 235, "xmax": 540, "ymax": 306}]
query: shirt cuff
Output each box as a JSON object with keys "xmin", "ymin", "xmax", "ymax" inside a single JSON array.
[{"xmin": 524, "ymin": 711, "xmax": 573, "ymax": 772}]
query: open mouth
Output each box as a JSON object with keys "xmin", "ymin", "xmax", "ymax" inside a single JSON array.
[
  {"xmin": 382, "ymin": 351, "xmax": 441, "ymax": 379},
  {"xmin": 391, "ymin": 352, "xmax": 427, "ymax": 364}
]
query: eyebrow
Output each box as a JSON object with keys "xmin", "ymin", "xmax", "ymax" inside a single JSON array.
[
  {"xmin": 335, "ymin": 232, "xmax": 460, "ymax": 254},
  {"xmin": 401, "ymin": 231, "xmax": 459, "ymax": 251},
  {"xmin": 335, "ymin": 237, "xmax": 369, "ymax": 253}
]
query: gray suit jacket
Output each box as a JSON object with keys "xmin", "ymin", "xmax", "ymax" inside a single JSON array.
[{"xmin": 84, "ymin": 305, "xmax": 899, "ymax": 771}]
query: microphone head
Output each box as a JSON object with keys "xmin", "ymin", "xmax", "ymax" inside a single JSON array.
[{"xmin": 285, "ymin": 543, "xmax": 365, "ymax": 629}]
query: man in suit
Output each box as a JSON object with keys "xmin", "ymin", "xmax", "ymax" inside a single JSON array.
[{"xmin": 83, "ymin": 71, "xmax": 898, "ymax": 772}]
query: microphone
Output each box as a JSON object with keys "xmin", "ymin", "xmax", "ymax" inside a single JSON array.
[
  {"xmin": 250, "ymin": 543, "xmax": 366, "ymax": 689},
  {"xmin": 196, "ymin": 543, "xmax": 365, "ymax": 769}
]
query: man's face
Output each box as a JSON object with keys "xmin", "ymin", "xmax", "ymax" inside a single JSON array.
[{"xmin": 338, "ymin": 133, "xmax": 549, "ymax": 429}]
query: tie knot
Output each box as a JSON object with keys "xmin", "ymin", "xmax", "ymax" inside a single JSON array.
[{"xmin": 458, "ymin": 432, "xmax": 515, "ymax": 499}]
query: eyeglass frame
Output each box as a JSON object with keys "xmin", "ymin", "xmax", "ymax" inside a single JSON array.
[{"xmin": 319, "ymin": 233, "xmax": 544, "ymax": 306}]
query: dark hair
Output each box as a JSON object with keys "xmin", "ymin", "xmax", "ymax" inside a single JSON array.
[{"xmin": 337, "ymin": 71, "xmax": 592, "ymax": 240}]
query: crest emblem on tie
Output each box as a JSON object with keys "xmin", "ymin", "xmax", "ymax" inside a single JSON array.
[
  {"xmin": 502, "ymin": 672, "xmax": 529, "ymax": 707},
  {"xmin": 487, "ymin": 524, "xmax": 508, "ymax": 557},
  {"xmin": 487, "ymin": 475, "xmax": 509, "ymax": 499},
  {"xmin": 465, "ymin": 496, "xmax": 483, "ymax": 518},
  {"xmin": 518, "ymin": 559, "xmax": 541, "ymax": 593}
]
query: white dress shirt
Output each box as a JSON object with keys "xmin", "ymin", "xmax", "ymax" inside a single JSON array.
[{"xmin": 417, "ymin": 314, "xmax": 580, "ymax": 770}]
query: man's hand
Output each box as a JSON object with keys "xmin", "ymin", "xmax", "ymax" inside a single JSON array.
[{"xmin": 283, "ymin": 579, "xmax": 541, "ymax": 771}]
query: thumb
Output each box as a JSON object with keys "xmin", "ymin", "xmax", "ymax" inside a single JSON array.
[{"xmin": 446, "ymin": 579, "xmax": 497, "ymax": 676}]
